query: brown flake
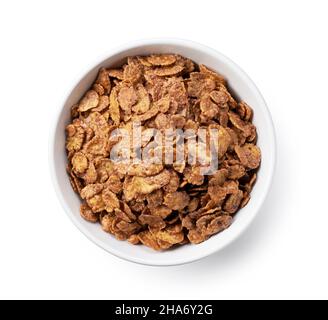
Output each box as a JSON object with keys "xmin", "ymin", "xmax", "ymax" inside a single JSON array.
[
  {"xmin": 123, "ymin": 169, "xmax": 171, "ymax": 201},
  {"xmin": 109, "ymin": 87, "xmax": 120, "ymax": 125},
  {"xmin": 86, "ymin": 194, "xmax": 106, "ymax": 213},
  {"xmin": 138, "ymin": 214, "xmax": 166, "ymax": 229},
  {"xmin": 164, "ymin": 191, "xmax": 190, "ymax": 211},
  {"xmin": 235, "ymin": 144, "xmax": 261, "ymax": 169},
  {"xmin": 123, "ymin": 58, "xmax": 142, "ymax": 84},
  {"xmin": 66, "ymin": 124, "xmax": 85, "ymax": 152},
  {"xmin": 132, "ymin": 84, "xmax": 150, "ymax": 114},
  {"xmin": 80, "ymin": 202, "xmax": 98, "ymax": 222},
  {"xmin": 78, "ymin": 90, "xmax": 99, "ymax": 112},
  {"xmin": 71, "ymin": 152, "xmax": 89, "ymax": 175},
  {"xmin": 118, "ymin": 85, "xmax": 137, "ymax": 113},
  {"xmin": 107, "ymin": 69, "xmax": 124, "ymax": 80},
  {"xmin": 147, "ymin": 54, "xmax": 177, "ymax": 66},
  {"xmin": 152, "ymin": 64, "xmax": 184, "ymax": 77},
  {"xmin": 95, "ymin": 68, "xmax": 111, "ymax": 94},
  {"xmin": 80, "ymin": 183, "xmax": 103, "ymax": 200},
  {"xmin": 92, "ymin": 95, "xmax": 109, "ymax": 112},
  {"xmin": 102, "ymin": 188, "xmax": 120, "ymax": 213}
]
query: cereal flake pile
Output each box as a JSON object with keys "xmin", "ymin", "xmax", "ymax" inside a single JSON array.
[{"xmin": 66, "ymin": 54, "xmax": 261, "ymax": 250}]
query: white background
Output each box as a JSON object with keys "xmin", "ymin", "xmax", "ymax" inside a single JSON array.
[{"xmin": 0, "ymin": 0, "xmax": 327, "ymax": 300}]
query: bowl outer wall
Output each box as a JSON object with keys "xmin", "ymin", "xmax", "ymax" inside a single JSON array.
[{"xmin": 49, "ymin": 38, "xmax": 276, "ymax": 266}]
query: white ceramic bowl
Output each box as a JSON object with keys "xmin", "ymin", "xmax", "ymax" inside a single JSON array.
[{"xmin": 49, "ymin": 39, "xmax": 276, "ymax": 266}]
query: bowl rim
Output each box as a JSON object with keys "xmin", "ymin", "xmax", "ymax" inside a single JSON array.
[{"xmin": 49, "ymin": 38, "xmax": 276, "ymax": 266}]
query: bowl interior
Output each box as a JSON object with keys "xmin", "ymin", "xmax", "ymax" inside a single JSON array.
[{"xmin": 51, "ymin": 40, "xmax": 275, "ymax": 266}]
